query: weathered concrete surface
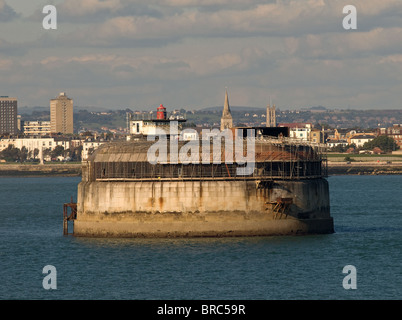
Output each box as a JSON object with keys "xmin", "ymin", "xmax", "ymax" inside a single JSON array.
[
  {"xmin": 74, "ymin": 217, "xmax": 334, "ymax": 238},
  {"xmin": 75, "ymin": 179, "xmax": 333, "ymax": 237}
]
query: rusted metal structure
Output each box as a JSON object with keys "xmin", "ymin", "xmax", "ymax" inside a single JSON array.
[
  {"xmin": 83, "ymin": 137, "xmax": 327, "ymax": 182},
  {"xmin": 63, "ymin": 197, "xmax": 77, "ymax": 235},
  {"xmin": 269, "ymin": 197, "xmax": 293, "ymax": 220}
]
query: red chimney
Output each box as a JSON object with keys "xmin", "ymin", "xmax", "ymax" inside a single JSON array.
[{"xmin": 157, "ymin": 104, "xmax": 167, "ymax": 120}]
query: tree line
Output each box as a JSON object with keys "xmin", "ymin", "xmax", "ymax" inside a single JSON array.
[{"xmin": 0, "ymin": 145, "xmax": 83, "ymax": 163}]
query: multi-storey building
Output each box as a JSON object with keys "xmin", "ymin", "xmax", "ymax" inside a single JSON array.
[
  {"xmin": 22, "ymin": 121, "xmax": 51, "ymax": 136},
  {"xmin": 310, "ymin": 129, "xmax": 325, "ymax": 144},
  {"xmin": 378, "ymin": 124, "xmax": 402, "ymax": 147},
  {"xmin": 50, "ymin": 92, "xmax": 73, "ymax": 134},
  {"xmin": 0, "ymin": 96, "xmax": 18, "ymax": 135}
]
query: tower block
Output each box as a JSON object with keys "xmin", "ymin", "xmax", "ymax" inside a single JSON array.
[{"xmin": 266, "ymin": 104, "xmax": 276, "ymax": 127}]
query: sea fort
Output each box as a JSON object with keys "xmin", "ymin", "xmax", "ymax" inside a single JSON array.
[
  {"xmin": 72, "ymin": 134, "xmax": 333, "ymax": 237},
  {"xmin": 67, "ymin": 94, "xmax": 334, "ymax": 237}
]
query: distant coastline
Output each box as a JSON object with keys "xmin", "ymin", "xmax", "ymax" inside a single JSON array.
[
  {"xmin": 0, "ymin": 163, "xmax": 82, "ymax": 177},
  {"xmin": 0, "ymin": 162, "xmax": 401, "ymax": 177},
  {"xmin": 327, "ymin": 162, "xmax": 402, "ymax": 176}
]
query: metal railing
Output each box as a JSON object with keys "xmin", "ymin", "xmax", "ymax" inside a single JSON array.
[
  {"xmin": 91, "ymin": 160, "xmax": 325, "ymax": 181},
  {"xmin": 84, "ymin": 136, "xmax": 328, "ymax": 181}
]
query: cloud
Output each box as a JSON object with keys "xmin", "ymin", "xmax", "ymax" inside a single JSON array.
[
  {"xmin": 0, "ymin": 38, "xmax": 27, "ymax": 56},
  {"xmin": 286, "ymin": 27, "xmax": 402, "ymax": 61},
  {"xmin": 3, "ymin": 0, "xmax": 402, "ymax": 109},
  {"xmin": 47, "ymin": 0, "xmax": 402, "ymax": 50},
  {"xmin": 0, "ymin": 56, "xmax": 12, "ymax": 70},
  {"xmin": 0, "ymin": 0, "xmax": 19, "ymax": 21},
  {"xmin": 58, "ymin": 0, "xmax": 164, "ymax": 22},
  {"xmin": 63, "ymin": 2, "xmax": 326, "ymax": 42},
  {"xmin": 61, "ymin": 0, "xmax": 121, "ymax": 16}
]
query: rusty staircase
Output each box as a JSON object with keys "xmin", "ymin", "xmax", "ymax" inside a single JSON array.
[{"xmin": 63, "ymin": 197, "xmax": 77, "ymax": 235}]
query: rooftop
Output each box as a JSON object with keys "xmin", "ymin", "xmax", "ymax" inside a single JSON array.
[
  {"xmin": 83, "ymin": 138, "xmax": 326, "ymax": 181},
  {"xmin": 88, "ymin": 137, "xmax": 324, "ymax": 164}
]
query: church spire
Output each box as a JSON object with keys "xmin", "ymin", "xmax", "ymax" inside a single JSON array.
[
  {"xmin": 223, "ymin": 89, "xmax": 231, "ymax": 116},
  {"xmin": 220, "ymin": 89, "xmax": 233, "ymax": 131}
]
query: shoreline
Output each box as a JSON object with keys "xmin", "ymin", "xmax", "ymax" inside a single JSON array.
[
  {"xmin": 0, "ymin": 163, "xmax": 82, "ymax": 177},
  {"xmin": 326, "ymin": 161, "xmax": 402, "ymax": 176},
  {"xmin": 0, "ymin": 162, "xmax": 402, "ymax": 177}
]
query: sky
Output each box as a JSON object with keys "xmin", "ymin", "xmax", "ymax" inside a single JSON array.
[{"xmin": 1, "ymin": 0, "xmax": 402, "ymax": 111}]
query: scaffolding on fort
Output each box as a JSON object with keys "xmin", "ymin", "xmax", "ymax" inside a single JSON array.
[{"xmin": 83, "ymin": 136, "xmax": 327, "ymax": 182}]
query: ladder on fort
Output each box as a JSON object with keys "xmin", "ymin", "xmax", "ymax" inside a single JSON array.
[{"xmin": 63, "ymin": 197, "xmax": 77, "ymax": 235}]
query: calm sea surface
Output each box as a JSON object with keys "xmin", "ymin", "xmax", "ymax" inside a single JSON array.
[{"xmin": 0, "ymin": 175, "xmax": 401, "ymax": 300}]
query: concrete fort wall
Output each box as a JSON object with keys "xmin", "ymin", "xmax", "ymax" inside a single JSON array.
[{"xmin": 74, "ymin": 179, "xmax": 333, "ymax": 237}]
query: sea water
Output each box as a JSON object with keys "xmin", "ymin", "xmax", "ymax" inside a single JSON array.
[{"xmin": 0, "ymin": 175, "xmax": 401, "ymax": 300}]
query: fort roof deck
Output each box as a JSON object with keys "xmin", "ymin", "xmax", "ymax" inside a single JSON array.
[{"xmin": 82, "ymin": 137, "xmax": 327, "ymax": 182}]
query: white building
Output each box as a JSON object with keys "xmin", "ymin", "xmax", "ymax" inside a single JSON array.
[
  {"xmin": 22, "ymin": 121, "xmax": 51, "ymax": 136},
  {"xmin": 326, "ymin": 139, "xmax": 348, "ymax": 149},
  {"xmin": 129, "ymin": 119, "xmax": 187, "ymax": 137},
  {"xmin": 350, "ymin": 134, "xmax": 375, "ymax": 148},
  {"xmin": 128, "ymin": 105, "xmax": 186, "ymax": 139},
  {"xmin": 278, "ymin": 123, "xmax": 312, "ymax": 141},
  {"xmin": 0, "ymin": 137, "xmax": 70, "ymax": 157},
  {"xmin": 82, "ymin": 139, "xmax": 106, "ymax": 160},
  {"xmin": 181, "ymin": 129, "xmax": 198, "ymax": 141}
]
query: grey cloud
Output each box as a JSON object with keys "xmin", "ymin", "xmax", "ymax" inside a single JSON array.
[
  {"xmin": 0, "ymin": 1, "xmax": 19, "ymax": 22},
  {"xmin": 0, "ymin": 38, "xmax": 27, "ymax": 56},
  {"xmin": 57, "ymin": 0, "xmax": 165, "ymax": 22},
  {"xmin": 3, "ymin": 0, "xmax": 402, "ymax": 110},
  {"xmin": 25, "ymin": 1, "xmax": 402, "ymax": 51},
  {"xmin": 154, "ymin": 60, "xmax": 190, "ymax": 70}
]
